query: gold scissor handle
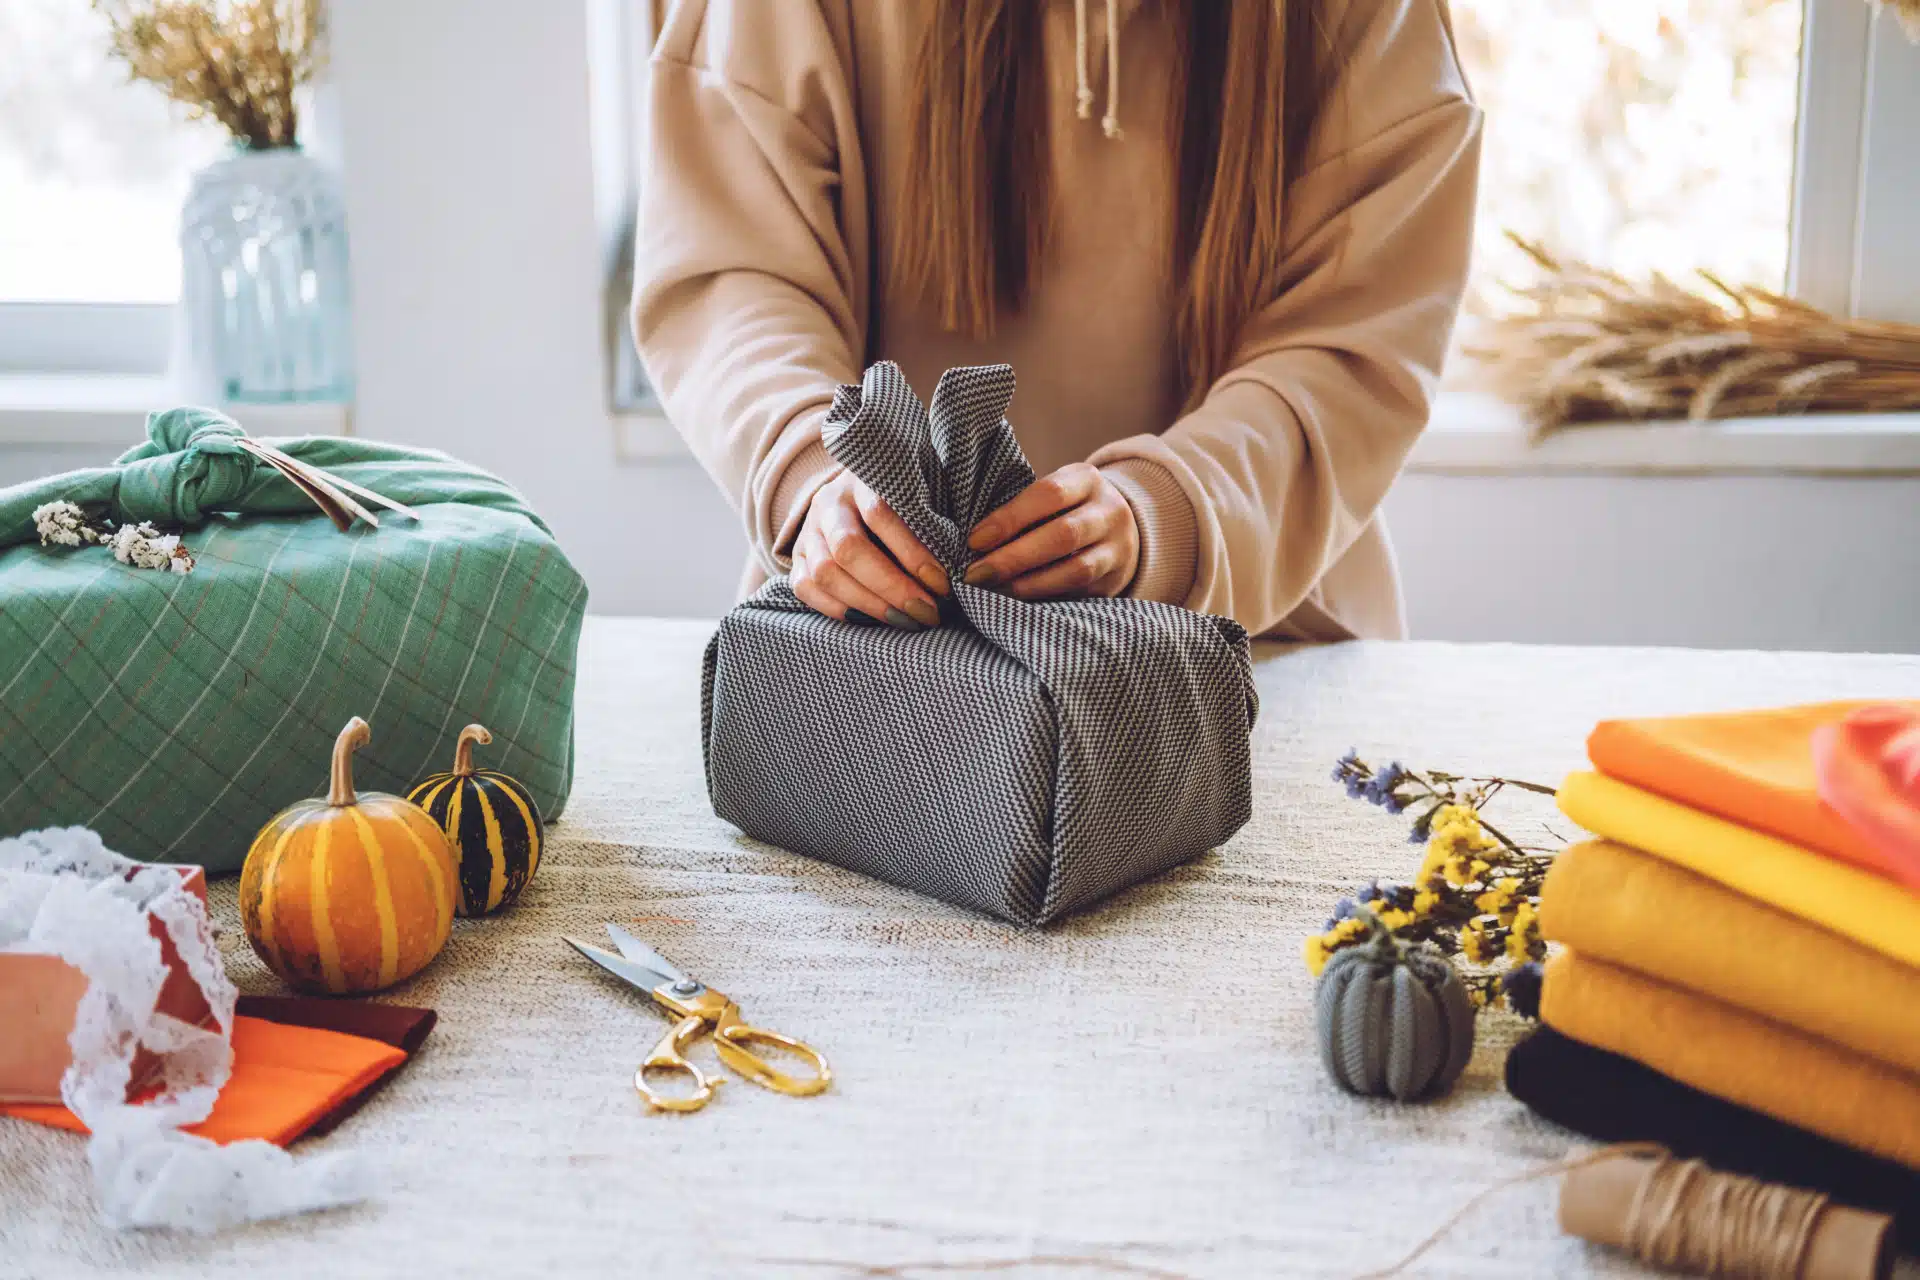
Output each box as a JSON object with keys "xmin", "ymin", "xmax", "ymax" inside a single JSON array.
[
  {"xmin": 634, "ymin": 1013, "xmax": 724, "ymax": 1113},
  {"xmin": 711, "ymin": 1002, "xmax": 832, "ymax": 1098}
]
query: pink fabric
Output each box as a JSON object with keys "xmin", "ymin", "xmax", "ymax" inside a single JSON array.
[{"xmin": 1811, "ymin": 704, "xmax": 1920, "ymax": 892}]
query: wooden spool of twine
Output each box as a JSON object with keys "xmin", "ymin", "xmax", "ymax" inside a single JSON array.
[{"xmin": 1359, "ymin": 1144, "xmax": 1894, "ymax": 1280}]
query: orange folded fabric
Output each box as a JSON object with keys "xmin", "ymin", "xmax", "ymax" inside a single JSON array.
[
  {"xmin": 3, "ymin": 1016, "xmax": 406, "ymax": 1146},
  {"xmin": 1588, "ymin": 700, "xmax": 1920, "ymax": 889}
]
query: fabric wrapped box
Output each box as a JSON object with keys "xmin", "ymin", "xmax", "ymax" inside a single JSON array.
[
  {"xmin": 0, "ymin": 410, "xmax": 587, "ymax": 871},
  {"xmin": 702, "ymin": 363, "xmax": 1257, "ymax": 925}
]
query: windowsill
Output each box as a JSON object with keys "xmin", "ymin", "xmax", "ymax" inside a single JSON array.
[
  {"xmin": 0, "ymin": 373, "xmax": 352, "ymax": 446},
  {"xmin": 1410, "ymin": 392, "xmax": 1920, "ymax": 476}
]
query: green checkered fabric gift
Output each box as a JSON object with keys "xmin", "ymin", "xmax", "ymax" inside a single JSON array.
[{"xmin": 0, "ymin": 407, "xmax": 587, "ymax": 872}]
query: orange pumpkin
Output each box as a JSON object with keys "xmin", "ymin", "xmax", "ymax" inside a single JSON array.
[{"xmin": 239, "ymin": 717, "xmax": 458, "ymax": 995}]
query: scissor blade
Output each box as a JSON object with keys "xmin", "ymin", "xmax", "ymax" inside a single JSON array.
[
  {"xmin": 605, "ymin": 923, "xmax": 691, "ymax": 984},
  {"xmin": 563, "ymin": 935, "xmax": 677, "ymax": 995}
]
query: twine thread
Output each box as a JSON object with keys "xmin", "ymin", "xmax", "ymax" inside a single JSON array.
[{"xmin": 1358, "ymin": 1143, "xmax": 1838, "ymax": 1280}]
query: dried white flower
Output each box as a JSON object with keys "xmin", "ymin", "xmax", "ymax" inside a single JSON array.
[
  {"xmin": 32, "ymin": 498, "xmax": 193, "ymax": 572},
  {"xmin": 32, "ymin": 500, "xmax": 107, "ymax": 548},
  {"xmin": 108, "ymin": 522, "xmax": 196, "ymax": 574}
]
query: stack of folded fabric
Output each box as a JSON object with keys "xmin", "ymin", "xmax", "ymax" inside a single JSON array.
[{"xmin": 1506, "ymin": 701, "xmax": 1920, "ymax": 1247}]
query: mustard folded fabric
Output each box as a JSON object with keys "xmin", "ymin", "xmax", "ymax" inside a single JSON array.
[
  {"xmin": 1557, "ymin": 770, "xmax": 1920, "ymax": 970},
  {"xmin": 1541, "ymin": 840, "xmax": 1920, "ymax": 1074},
  {"xmin": 1540, "ymin": 951, "xmax": 1920, "ymax": 1171}
]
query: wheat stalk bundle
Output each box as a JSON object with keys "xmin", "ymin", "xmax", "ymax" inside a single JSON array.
[
  {"xmin": 1882, "ymin": 0, "xmax": 1920, "ymax": 37},
  {"xmin": 1464, "ymin": 236, "xmax": 1920, "ymax": 434},
  {"xmin": 94, "ymin": 0, "xmax": 324, "ymax": 149}
]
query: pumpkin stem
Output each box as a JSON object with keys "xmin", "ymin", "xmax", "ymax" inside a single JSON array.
[
  {"xmin": 329, "ymin": 717, "xmax": 372, "ymax": 806},
  {"xmin": 452, "ymin": 723, "xmax": 492, "ymax": 776},
  {"xmin": 1353, "ymin": 905, "xmax": 1406, "ymax": 962}
]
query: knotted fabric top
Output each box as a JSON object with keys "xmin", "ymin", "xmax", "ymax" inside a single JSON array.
[
  {"xmin": 115, "ymin": 409, "xmax": 259, "ymax": 527},
  {"xmin": 820, "ymin": 362, "xmax": 1033, "ymax": 579},
  {"xmin": 0, "ymin": 408, "xmax": 548, "ymax": 548}
]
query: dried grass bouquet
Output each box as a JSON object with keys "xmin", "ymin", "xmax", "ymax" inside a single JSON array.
[
  {"xmin": 1466, "ymin": 235, "xmax": 1920, "ymax": 434},
  {"xmin": 94, "ymin": 0, "xmax": 325, "ymax": 149}
]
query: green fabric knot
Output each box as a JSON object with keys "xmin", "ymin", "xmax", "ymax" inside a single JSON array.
[{"xmin": 113, "ymin": 407, "xmax": 260, "ymax": 527}]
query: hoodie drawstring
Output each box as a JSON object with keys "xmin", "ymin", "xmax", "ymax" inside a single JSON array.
[
  {"xmin": 1074, "ymin": 0, "xmax": 1094, "ymax": 120},
  {"xmin": 1102, "ymin": 0, "xmax": 1123, "ymax": 138},
  {"xmin": 1072, "ymin": 0, "xmax": 1122, "ymax": 140}
]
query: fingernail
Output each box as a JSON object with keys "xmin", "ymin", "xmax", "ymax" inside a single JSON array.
[
  {"xmin": 916, "ymin": 563, "xmax": 951, "ymax": 595},
  {"xmin": 844, "ymin": 608, "xmax": 879, "ymax": 627},
  {"xmin": 904, "ymin": 599, "xmax": 941, "ymax": 628},
  {"xmin": 964, "ymin": 563, "xmax": 998, "ymax": 587},
  {"xmin": 883, "ymin": 607, "xmax": 927, "ymax": 632},
  {"xmin": 968, "ymin": 524, "xmax": 995, "ymax": 551}
]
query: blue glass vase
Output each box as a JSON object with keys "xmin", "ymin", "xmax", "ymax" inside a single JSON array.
[{"xmin": 180, "ymin": 145, "xmax": 354, "ymax": 404}]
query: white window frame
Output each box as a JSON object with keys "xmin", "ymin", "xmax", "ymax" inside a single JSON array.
[
  {"xmin": 586, "ymin": 0, "xmax": 660, "ymax": 413},
  {"xmin": 1789, "ymin": 0, "xmax": 1920, "ymax": 322},
  {"xmin": 0, "ymin": 302, "xmax": 172, "ymax": 376}
]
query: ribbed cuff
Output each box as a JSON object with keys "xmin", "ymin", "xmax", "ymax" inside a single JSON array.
[
  {"xmin": 1101, "ymin": 458, "xmax": 1198, "ymax": 605},
  {"xmin": 767, "ymin": 439, "xmax": 843, "ymax": 560}
]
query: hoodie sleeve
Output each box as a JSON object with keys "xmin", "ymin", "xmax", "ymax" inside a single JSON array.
[
  {"xmin": 631, "ymin": 0, "xmax": 864, "ymax": 575},
  {"xmin": 1090, "ymin": 0, "xmax": 1482, "ymax": 634}
]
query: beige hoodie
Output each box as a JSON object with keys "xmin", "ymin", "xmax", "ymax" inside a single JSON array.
[{"xmin": 633, "ymin": 0, "xmax": 1481, "ymax": 639}]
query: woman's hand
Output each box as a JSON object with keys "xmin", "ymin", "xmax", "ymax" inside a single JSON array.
[
  {"xmin": 791, "ymin": 471, "xmax": 949, "ymax": 629},
  {"xmin": 963, "ymin": 463, "xmax": 1140, "ymax": 600}
]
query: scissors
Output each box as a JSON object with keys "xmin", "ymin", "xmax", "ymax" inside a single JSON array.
[{"xmin": 562, "ymin": 924, "xmax": 832, "ymax": 1113}]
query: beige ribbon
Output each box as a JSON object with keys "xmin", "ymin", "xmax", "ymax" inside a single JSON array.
[{"xmin": 231, "ymin": 437, "xmax": 421, "ymax": 533}]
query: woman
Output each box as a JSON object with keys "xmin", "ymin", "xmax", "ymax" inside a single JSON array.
[{"xmin": 634, "ymin": 0, "xmax": 1480, "ymax": 639}]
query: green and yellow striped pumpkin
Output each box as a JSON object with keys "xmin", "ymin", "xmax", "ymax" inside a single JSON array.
[
  {"xmin": 408, "ymin": 723, "xmax": 545, "ymax": 917},
  {"xmin": 240, "ymin": 718, "xmax": 458, "ymax": 995}
]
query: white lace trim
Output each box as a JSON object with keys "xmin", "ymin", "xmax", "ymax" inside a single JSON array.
[{"xmin": 0, "ymin": 827, "xmax": 376, "ymax": 1231}]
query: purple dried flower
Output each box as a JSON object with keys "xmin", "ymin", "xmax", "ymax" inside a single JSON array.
[{"xmin": 1360, "ymin": 761, "xmax": 1408, "ymax": 809}]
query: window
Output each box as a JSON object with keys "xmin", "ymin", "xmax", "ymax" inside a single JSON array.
[
  {"xmin": 1453, "ymin": 0, "xmax": 1802, "ymax": 296},
  {"xmin": 0, "ymin": 0, "xmax": 224, "ymax": 373},
  {"xmin": 1452, "ymin": 0, "xmax": 1920, "ymax": 326}
]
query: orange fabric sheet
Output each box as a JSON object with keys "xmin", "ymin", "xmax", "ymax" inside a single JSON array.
[
  {"xmin": 3, "ymin": 1015, "xmax": 406, "ymax": 1147},
  {"xmin": 1588, "ymin": 699, "xmax": 1920, "ymax": 889}
]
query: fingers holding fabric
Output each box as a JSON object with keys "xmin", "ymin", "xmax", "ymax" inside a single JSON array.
[
  {"xmin": 964, "ymin": 464, "xmax": 1140, "ymax": 601},
  {"xmin": 792, "ymin": 473, "xmax": 944, "ymax": 630},
  {"xmin": 792, "ymin": 527, "xmax": 892, "ymax": 625},
  {"xmin": 967, "ymin": 463, "xmax": 1099, "ymax": 558},
  {"xmin": 854, "ymin": 484, "xmax": 950, "ymax": 598}
]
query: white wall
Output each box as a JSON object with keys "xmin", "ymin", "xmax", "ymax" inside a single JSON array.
[
  {"xmin": 1386, "ymin": 473, "xmax": 1920, "ymax": 651},
  {"xmin": 327, "ymin": 0, "xmax": 741, "ymax": 618}
]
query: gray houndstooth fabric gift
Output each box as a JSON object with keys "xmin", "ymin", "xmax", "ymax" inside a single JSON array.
[{"xmin": 700, "ymin": 362, "xmax": 1257, "ymax": 925}]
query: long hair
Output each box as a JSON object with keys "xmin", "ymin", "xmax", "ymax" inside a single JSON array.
[{"xmin": 892, "ymin": 1, "xmax": 1333, "ymax": 408}]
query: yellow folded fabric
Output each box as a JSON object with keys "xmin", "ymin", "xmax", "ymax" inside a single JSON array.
[
  {"xmin": 1558, "ymin": 770, "xmax": 1920, "ymax": 970},
  {"xmin": 1541, "ymin": 951, "xmax": 1920, "ymax": 1171},
  {"xmin": 1541, "ymin": 840, "xmax": 1920, "ymax": 1074}
]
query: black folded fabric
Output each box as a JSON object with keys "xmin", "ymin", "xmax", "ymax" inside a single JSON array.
[{"xmin": 1507, "ymin": 1026, "xmax": 1920, "ymax": 1250}]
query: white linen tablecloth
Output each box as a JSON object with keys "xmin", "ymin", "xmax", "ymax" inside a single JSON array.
[{"xmin": 5, "ymin": 619, "xmax": 1919, "ymax": 1279}]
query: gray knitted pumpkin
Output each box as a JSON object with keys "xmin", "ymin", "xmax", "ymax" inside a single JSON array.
[{"xmin": 1315, "ymin": 915, "xmax": 1476, "ymax": 1101}]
